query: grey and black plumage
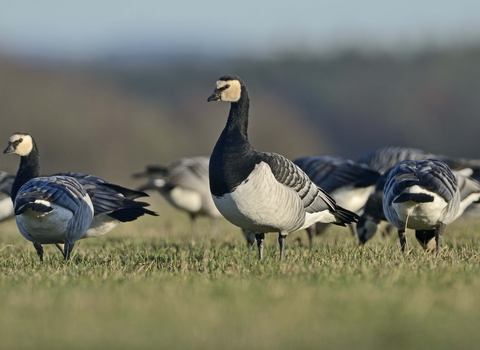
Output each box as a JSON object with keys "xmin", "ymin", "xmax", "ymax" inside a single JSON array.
[
  {"xmin": 293, "ymin": 155, "xmax": 380, "ymax": 244},
  {"xmin": 383, "ymin": 159, "xmax": 480, "ymax": 251},
  {"xmin": 132, "ymin": 156, "xmax": 221, "ymax": 234},
  {"xmin": 58, "ymin": 172, "xmax": 158, "ymax": 238},
  {"xmin": 356, "ymin": 172, "xmax": 392, "ymax": 245},
  {"xmin": 357, "ymin": 146, "xmax": 438, "ymax": 174},
  {"xmin": 0, "ymin": 171, "xmax": 15, "ymax": 223},
  {"xmin": 207, "ymin": 75, "xmax": 358, "ymax": 259},
  {"xmin": 356, "ymin": 146, "xmax": 480, "ymax": 245},
  {"xmin": 4, "ymin": 133, "xmax": 94, "ymax": 261}
]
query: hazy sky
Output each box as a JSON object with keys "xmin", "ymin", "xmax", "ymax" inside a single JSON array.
[{"xmin": 1, "ymin": 0, "xmax": 480, "ymax": 58}]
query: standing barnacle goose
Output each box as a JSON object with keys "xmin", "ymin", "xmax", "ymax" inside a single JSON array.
[
  {"xmin": 383, "ymin": 159, "xmax": 480, "ymax": 252},
  {"xmin": 0, "ymin": 171, "xmax": 15, "ymax": 223},
  {"xmin": 293, "ymin": 155, "xmax": 380, "ymax": 244},
  {"xmin": 4, "ymin": 133, "xmax": 94, "ymax": 261},
  {"xmin": 132, "ymin": 156, "xmax": 221, "ymax": 234},
  {"xmin": 206, "ymin": 75, "xmax": 359, "ymax": 260}
]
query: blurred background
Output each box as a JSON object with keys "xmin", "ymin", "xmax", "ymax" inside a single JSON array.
[{"xmin": 1, "ymin": 0, "xmax": 480, "ymax": 186}]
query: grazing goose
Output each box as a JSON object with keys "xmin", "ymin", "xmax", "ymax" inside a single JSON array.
[
  {"xmin": 207, "ymin": 75, "xmax": 359, "ymax": 259},
  {"xmin": 133, "ymin": 156, "xmax": 221, "ymax": 234},
  {"xmin": 0, "ymin": 172, "xmax": 15, "ymax": 223},
  {"xmin": 357, "ymin": 146, "xmax": 438, "ymax": 174},
  {"xmin": 356, "ymin": 146, "xmax": 480, "ymax": 245},
  {"xmin": 293, "ymin": 155, "xmax": 380, "ymax": 244},
  {"xmin": 383, "ymin": 159, "xmax": 480, "ymax": 251},
  {"xmin": 4, "ymin": 133, "xmax": 94, "ymax": 261},
  {"xmin": 356, "ymin": 172, "xmax": 392, "ymax": 245}
]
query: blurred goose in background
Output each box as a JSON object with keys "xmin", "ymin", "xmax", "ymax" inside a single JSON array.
[
  {"xmin": 383, "ymin": 159, "xmax": 480, "ymax": 251},
  {"xmin": 356, "ymin": 146, "xmax": 480, "ymax": 245},
  {"xmin": 356, "ymin": 172, "xmax": 393, "ymax": 245},
  {"xmin": 357, "ymin": 146, "xmax": 437, "ymax": 173},
  {"xmin": 293, "ymin": 155, "xmax": 380, "ymax": 244},
  {"xmin": 207, "ymin": 75, "xmax": 358, "ymax": 260},
  {"xmin": 4, "ymin": 133, "xmax": 158, "ymax": 261},
  {"xmin": 4, "ymin": 133, "xmax": 94, "ymax": 261},
  {"xmin": 0, "ymin": 171, "xmax": 15, "ymax": 223},
  {"xmin": 133, "ymin": 156, "xmax": 221, "ymax": 234}
]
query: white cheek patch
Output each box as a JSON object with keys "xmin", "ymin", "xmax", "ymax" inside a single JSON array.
[
  {"xmin": 9, "ymin": 134, "xmax": 33, "ymax": 156},
  {"xmin": 217, "ymin": 80, "xmax": 242, "ymax": 102}
]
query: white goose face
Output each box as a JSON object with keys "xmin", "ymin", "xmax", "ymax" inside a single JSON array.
[
  {"xmin": 4, "ymin": 133, "xmax": 34, "ymax": 156},
  {"xmin": 207, "ymin": 79, "xmax": 242, "ymax": 102}
]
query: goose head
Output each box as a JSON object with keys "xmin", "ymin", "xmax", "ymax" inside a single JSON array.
[
  {"xmin": 207, "ymin": 75, "xmax": 244, "ymax": 102},
  {"xmin": 4, "ymin": 133, "xmax": 34, "ymax": 157}
]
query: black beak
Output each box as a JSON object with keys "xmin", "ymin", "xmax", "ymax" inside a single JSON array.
[
  {"xmin": 207, "ymin": 91, "xmax": 221, "ymax": 102},
  {"xmin": 3, "ymin": 144, "xmax": 14, "ymax": 154}
]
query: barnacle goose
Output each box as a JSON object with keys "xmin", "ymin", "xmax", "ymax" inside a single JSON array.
[
  {"xmin": 383, "ymin": 159, "xmax": 480, "ymax": 251},
  {"xmin": 4, "ymin": 133, "xmax": 158, "ymax": 257},
  {"xmin": 133, "ymin": 156, "xmax": 221, "ymax": 234},
  {"xmin": 4, "ymin": 133, "xmax": 94, "ymax": 261},
  {"xmin": 0, "ymin": 172, "xmax": 15, "ymax": 223},
  {"xmin": 293, "ymin": 155, "xmax": 380, "ymax": 244},
  {"xmin": 356, "ymin": 146, "xmax": 480, "ymax": 245},
  {"xmin": 207, "ymin": 75, "xmax": 359, "ymax": 259},
  {"xmin": 59, "ymin": 172, "xmax": 158, "ymax": 239}
]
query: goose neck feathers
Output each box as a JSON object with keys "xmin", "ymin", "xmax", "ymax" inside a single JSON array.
[
  {"xmin": 209, "ymin": 76, "xmax": 258, "ymax": 196},
  {"xmin": 4, "ymin": 133, "xmax": 41, "ymax": 201}
]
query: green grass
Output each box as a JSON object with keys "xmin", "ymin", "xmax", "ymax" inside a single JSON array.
[{"xmin": 1, "ymin": 204, "xmax": 480, "ymax": 350}]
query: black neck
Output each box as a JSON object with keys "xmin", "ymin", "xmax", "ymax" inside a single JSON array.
[
  {"xmin": 210, "ymin": 86, "xmax": 260, "ymax": 195},
  {"xmin": 11, "ymin": 144, "xmax": 40, "ymax": 201},
  {"xmin": 224, "ymin": 93, "xmax": 250, "ymax": 139}
]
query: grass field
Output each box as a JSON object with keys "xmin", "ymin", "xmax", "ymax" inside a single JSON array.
[{"xmin": 1, "ymin": 202, "xmax": 480, "ymax": 350}]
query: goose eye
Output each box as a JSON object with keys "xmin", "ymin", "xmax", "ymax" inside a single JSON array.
[{"xmin": 225, "ymin": 84, "xmax": 230, "ymax": 89}]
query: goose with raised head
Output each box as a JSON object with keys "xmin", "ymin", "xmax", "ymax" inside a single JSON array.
[
  {"xmin": 207, "ymin": 75, "xmax": 359, "ymax": 259},
  {"xmin": 383, "ymin": 158, "xmax": 480, "ymax": 251},
  {"xmin": 4, "ymin": 133, "xmax": 94, "ymax": 261}
]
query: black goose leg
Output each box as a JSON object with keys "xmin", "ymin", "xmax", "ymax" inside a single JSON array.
[
  {"xmin": 255, "ymin": 233, "xmax": 265, "ymax": 260},
  {"xmin": 305, "ymin": 225, "xmax": 316, "ymax": 247},
  {"xmin": 243, "ymin": 229, "xmax": 256, "ymax": 247},
  {"xmin": 63, "ymin": 243, "xmax": 75, "ymax": 260},
  {"xmin": 398, "ymin": 229, "xmax": 407, "ymax": 252},
  {"xmin": 33, "ymin": 242, "xmax": 44, "ymax": 262},
  {"xmin": 54, "ymin": 243, "xmax": 64, "ymax": 255},
  {"xmin": 190, "ymin": 214, "xmax": 198, "ymax": 235},
  {"xmin": 278, "ymin": 233, "xmax": 287, "ymax": 261},
  {"xmin": 435, "ymin": 223, "xmax": 446, "ymax": 252}
]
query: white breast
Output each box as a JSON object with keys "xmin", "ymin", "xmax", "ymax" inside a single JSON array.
[
  {"xmin": 83, "ymin": 216, "xmax": 120, "ymax": 238},
  {"xmin": 165, "ymin": 187, "xmax": 202, "ymax": 213},
  {"xmin": 213, "ymin": 162, "xmax": 306, "ymax": 233},
  {"xmin": 330, "ymin": 185, "xmax": 374, "ymax": 212},
  {"xmin": 0, "ymin": 198, "xmax": 14, "ymax": 221}
]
